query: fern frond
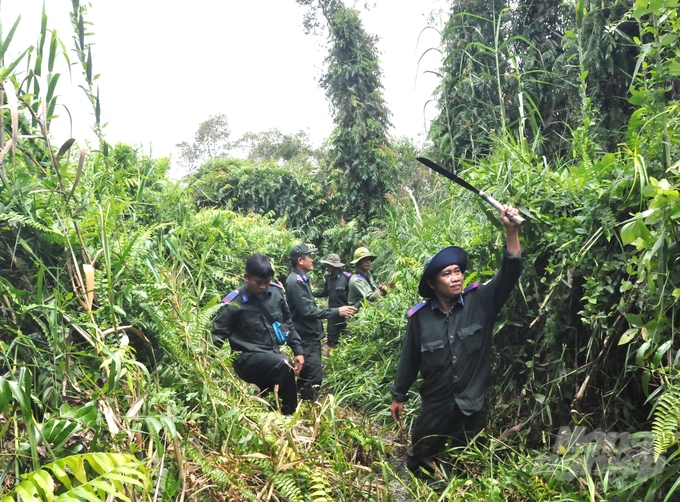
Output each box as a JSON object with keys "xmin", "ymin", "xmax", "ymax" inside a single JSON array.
[
  {"xmin": 0, "ymin": 210, "xmax": 63, "ymax": 237},
  {"xmin": 272, "ymin": 471, "xmax": 304, "ymax": 502},
  {"xmin": 651, "ymin": 377, "xmax": 680, "ymax": 460},
  {"xmin": 308, "ymin": 467, "xmax": 333, "ymax": 502},
  {"xmin": 192, "ymin": 300, "xmax": 222, "ymax": 338},
  {"xmin": 183, "ymin": 442, "xmax": 258, "ymax": 499},
  {"xmin": 2, "ymin": 452, "xmax": 149, "ymax": 502}
]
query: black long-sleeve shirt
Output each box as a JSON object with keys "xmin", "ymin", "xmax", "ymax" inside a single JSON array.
[
  {"xmin": 212, "ymin": 283, "xmax": 303, "ymax": 356},
  {"xmin": 391, "ymin": 248, "xmax": 523, "ymax": 415},
  {"xmin": 313, "ymin": 271, "xmax": 351, "ymax": 308},
  {"xmin": 286, "ymin": 269, "xmax": 339, "ymax": 340}
]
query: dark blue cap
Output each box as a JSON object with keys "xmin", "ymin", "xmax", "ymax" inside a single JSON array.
[
  {"xmin": 418, "ymin": 246, "xmax": 467, "ymax": 298},
  {"xmin": 289, "ymin": 242, "xmax": 317, "ymax": 258}
]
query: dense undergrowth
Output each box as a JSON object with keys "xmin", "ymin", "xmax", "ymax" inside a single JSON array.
[{"xmin": 1, "ymin": 0, "xmax": 680, "ymax": 501}]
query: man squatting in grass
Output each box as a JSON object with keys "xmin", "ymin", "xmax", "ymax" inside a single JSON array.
[
  {"xmin": 286, "ymin": 243, "xmax": 356, "ymax": 401},
  {"xmin": 212, "ymin": 254, "xmax": 304, "ymax": 416},
  {"xmin": 347, "ymin": 247, "xmax": 389, "ymax": 309},
  {"xmin": 313, "ymin": 253, "xmax": 352, "ymax": 349},
  {"xmin": 390, "ymin": 205, "xmax": 523, "ymax": 474}
]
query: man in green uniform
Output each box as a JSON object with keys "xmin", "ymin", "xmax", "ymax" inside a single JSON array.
[
  {"xmin": 212, "ymin": 254, "xmax": 305, "ymax": 416},
  {"xmin": 390, "ymin": 206, "xmax": 523, "ymax": 474},
  {"xmin": 313, "ymin": 253, "xmax": 352, "ymax": 348},
  {"xmin": 286, "ymin": 243, "xmax": 356, "ymax": 400},
  {"xmin": 347, "ymin": 247, "xmax": 389, "ymax": 308}
]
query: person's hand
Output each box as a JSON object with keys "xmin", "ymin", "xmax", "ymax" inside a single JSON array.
[
  {"xmin": 390, "ymin": 400, "xmax": 404, "ymax": 423},
  {"xmin": 338, "ymin": 305, "xmax": 357, "ymax": 317},
  {"xmin": 500, "ymin": 205, "xmax": 521, "ymax": 230},
  {"xmin": 378, "ymin": 283, "xmax": 389, "ymax": 295},
  {"xmin": 293, "ymin": 355, "xmax": 305, "ymax": 375}
]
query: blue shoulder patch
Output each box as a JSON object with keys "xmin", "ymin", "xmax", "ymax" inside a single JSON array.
[
  {"xmin": 463, "ymin": 281, "xmax": 479, "ymax": 294},
  {"xmin": 296, "ymin": 274, "xmax": 305, "ymax": 282},
  {"xmin": 407, "ymin": 300, "xmax": 427, "ymax": 317},
  {"xmin": 222, "ymin": 289, "xmax": 239, "ymax": 304},
  {"xmin": 270, "ymin": 281, "xmax": 283, "ymax": 289},
  {"xmin": 343, "ymin": 271, "xmax": 352, "ymax": 278},
  {"xmin": 357, "ymin": 274, "xmax": 364, "ymax": 281}
]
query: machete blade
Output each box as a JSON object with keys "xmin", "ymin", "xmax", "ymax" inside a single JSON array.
[{"xmin": 416, "ymin": 157, "xmax": 480, "ymax": 195}]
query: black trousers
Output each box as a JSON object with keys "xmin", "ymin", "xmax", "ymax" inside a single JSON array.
[
  {"xmin": 297, "ymin": 339, "xmax": 322, "ymax": 401},
  {"xmin": 407, "ymin": 401, "xmax": 488, "ymax": 473},
  {"xmin": 326, "ymin": 315, "xmax": 346, "ymax": 347},
  {"xmin": 233, "ymin": 352, "xmax": 297, "ymax": 415}
]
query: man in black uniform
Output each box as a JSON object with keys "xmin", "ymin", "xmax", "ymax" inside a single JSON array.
[
  {"xmin": 390, "ymin": 206, "xmax": 523, "ymax": 474},
  {"xmin": 286, "ymin": 243, "xmax": 356, "ymax": 400},
  {"xmin": 212, "ymin": 254, "xmax": 305, "ymax": 415},
  {"xmin": 313, "ymin": 253, "xmax": 352, "ymax": 348}
]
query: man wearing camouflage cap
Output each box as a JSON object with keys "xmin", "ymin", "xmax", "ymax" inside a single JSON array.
[
  {"xmin": 348, "ymin": 247, "xmax": 389, "ymax": 309},
  {"xmin": 286, "ymin": 243, "xmax": 356, "ymax": 400},
  {"xmin": 389, "ymin": 205, "xmax": 523, "ymax": 475},
  {"xmin": 313, "ymin": 253, "xmax": 352, "ymax": 348}
]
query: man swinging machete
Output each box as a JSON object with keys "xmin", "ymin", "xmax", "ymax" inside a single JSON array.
[{"xmin": 389, "ymin": 158, "xmax": 524, "ymax": 476}]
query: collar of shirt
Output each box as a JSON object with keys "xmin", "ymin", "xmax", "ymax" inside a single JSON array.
[
  {"xmin": 240, "ymin": 287, "xmax": 271, "ymax": 303},
  {"xmin": 293, "ymin": 269, "xmax": 309, "ymax": 282},
  {"xmin": 430, "ymin": 294, "xmax": 465, "ymax": 314}
]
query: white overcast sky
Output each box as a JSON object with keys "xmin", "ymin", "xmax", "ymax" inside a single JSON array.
[{"xmin": 3, "ymin": 1, "xmax": 447, "ymax": 164}]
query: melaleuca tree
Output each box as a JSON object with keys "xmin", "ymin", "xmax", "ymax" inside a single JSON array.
[
  {"xmin": 176, "ymin": 113, "xmax": 231, "ymax": 172},
  {"xmin": 296, "ymin": 0, "xmax": 393, "ymax": 224}
]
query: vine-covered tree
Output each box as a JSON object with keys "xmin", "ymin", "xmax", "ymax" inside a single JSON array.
[
  {"xmin": 430, "ymin": 0, "xmax": 638, "ymax": 167},
  {"xmin": 296, "ymin": 0, "xmax": 393, "ymax": 224}
]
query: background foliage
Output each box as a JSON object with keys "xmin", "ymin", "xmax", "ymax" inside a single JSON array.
[{"xmin": 2, "ymin": 0, "xmax": 680, "ymax": 501}]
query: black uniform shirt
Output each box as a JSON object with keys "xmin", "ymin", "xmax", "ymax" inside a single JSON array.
[
  {"xmin": 313, "ymin": 271, "xmax": 351, "ymax": 308},
  {"xmin": 286, "ymin": 269, "xmax": 339, "ymax": 340},
  {"xmin": 391, "ymin": 247, "xmax": 522, "ymax": 415},
  {"xmin": 212, "ymin": 283, "xmax": 303, "ymax": 356}
]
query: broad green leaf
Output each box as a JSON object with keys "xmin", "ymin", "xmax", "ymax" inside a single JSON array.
[
  {"xmin": 48, "ymin": 461, "xmax": 72, "ymax": 489},
  {"xmin": 88, "ymin": 480, "xmax": 131, "ymax": 502},
  {"xmin": 619, "ymin": 328, "xmax": 638, "ymax": 346},
  {"xmin": 621, "ymin": 219, "xmax": 652, "ymax": 246},
  {"xmin": 63, "ymin": 455, "xmax": 88, "ymax": 483},
  {"xmin": 15, "ymin": 484, "xmax": 39, "ymax": 502},
  {"xmin": 653, "ymin": 340, "xmax": 673, "ymax": 367},
  {"xmin": 145, "ymin": 416, "xmax": 163, "ymax": 437},
  {"xmin": 101, "ymin": 472, "xmax": 146, "ymax": 487},
  {"xmin": 60, "ymin": 486, "xmax": 100, "ymax": 502},
  {"xmin": 625, "ymin": 313, "xmax": 644, "ymax": 327},
  {"xmin": 641, "ymin": 370, "xmax": 651, "ymax": 397},
  {"xmin": 160, "ymin": 415, "xmax": 178, "ymax": 439},
  {"xmin": 31, "ymin": 470, "xmax": 55, "ymax": 501},
  {"xmin": 88, "ymin": 452, "xmax": 115, "ymax": 475},
  {"xmin": 666, "ymin": 61, "xmax": 680, "ymax": 76},
  {"xmin": 636, "ymin": 340, "xmax": 651, "ymax": 366}
]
